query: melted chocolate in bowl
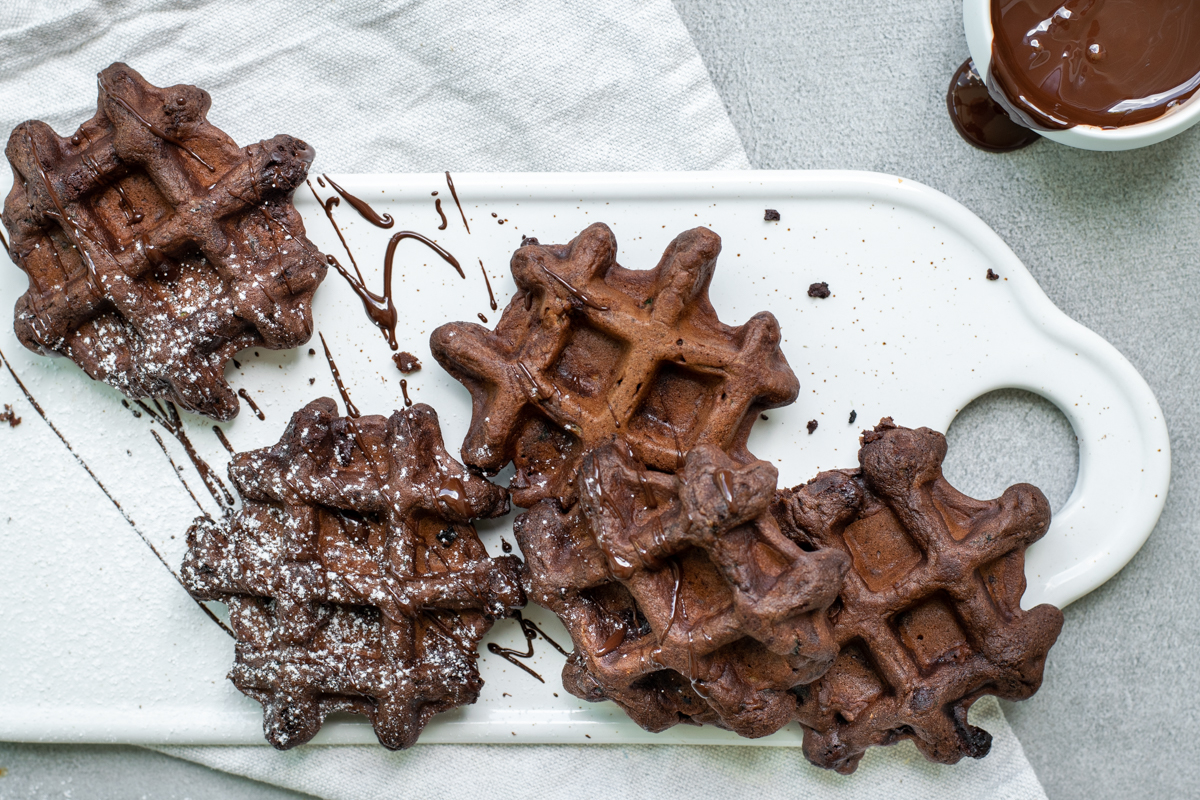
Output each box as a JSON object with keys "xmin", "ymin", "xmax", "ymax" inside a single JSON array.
[{"xmin": 988, "ymin": 0, "xmax": 1200, "ymax": 130}]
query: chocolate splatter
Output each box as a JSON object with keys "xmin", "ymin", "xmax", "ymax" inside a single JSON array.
[{"xmin": 0, "ymin": 345, "xmax": 232, "ymax": 637}]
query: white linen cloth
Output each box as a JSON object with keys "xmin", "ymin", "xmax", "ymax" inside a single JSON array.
[{"xmin": 0, "ymin": 1, "xmax": 1046, "ymax": 797}]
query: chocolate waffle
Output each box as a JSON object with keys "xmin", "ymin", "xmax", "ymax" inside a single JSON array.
[
  {"xmin": 516, "ymin": 441, "xmax": 848, "ymax": 738},
  {"xmin": 771, "ymin": 419, "xmax": 1063, "ymax": 773},
  {"xmin": 431, "ymin": 223, "xmax": 799, "ymax": 507},
  {"xmin": 3, "ymin": 63, "xmax": 326, "ymax": 421},
  {"xmin": 182, "ymin": 398, "xmax": 524, "ymax": 749}
]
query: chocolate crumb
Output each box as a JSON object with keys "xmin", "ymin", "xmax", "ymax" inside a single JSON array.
[
  {"xmin": 848, "ymin": 410, "xmax": 857, "ymax": 424},
  {"xmin": 436, "ymin": 528, "xmax": 458, "ymax": 546},
  {"xmin": 308, "ymin": 378, "xmax": 316, "ymax": 385},
  {"xmin": 0, "ymin": 404, "xmax": 21, "ymax": 427},
  {"xmin": 808, "ymin": 282, "xmax": 831, "ymax": 299},
  {"xmin": 807, "ymin": 419, "xmax": 819, "ymax": 434},
  {"xmin": 308, "ymin": 348, "xmax": 316, "ymax": 356},
  {"xmin": 392, "ymin": 352, "xmax": 422, "ymax": 374},
  {"xmin": 986, "ymin": 269, "xmax": 1000, "ymax": 281},
  {"xmin": 232, "ymin": 359, "xmax": 241, "ymax": 370},
  {"xmin": 761, "ymin": 414, "xmax": 769, "ymax": 421},
  {"xmin": 764, "ymin": 209, "xmax": 781, "ymax": 221}
]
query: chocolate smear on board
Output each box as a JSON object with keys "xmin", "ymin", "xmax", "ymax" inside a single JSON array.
[{"xmin": 0, "ymin": 345, "xmax": 233, "ymax": 637}]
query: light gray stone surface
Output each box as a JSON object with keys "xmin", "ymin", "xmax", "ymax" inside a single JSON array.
[{"xmin": 670, "ymin": 1, "xmax": 1200, "ymax": 798}]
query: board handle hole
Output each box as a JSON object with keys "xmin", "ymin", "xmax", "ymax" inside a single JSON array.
[{"xmin": 944, "ymin": 389, "xmax": 1078, "ymax": 514}]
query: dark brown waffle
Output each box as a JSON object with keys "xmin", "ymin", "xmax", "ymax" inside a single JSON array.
[
  {"xmin": 431, "ymin": 223, "xmax": 799, "ymax": 507},
  {"xmin": 3, "ymin": 63, "xmax": 326, "ymax": 420},
  {"xmin": 515, "ymin": 440, "xmax": 848, "ymax": 738},
  {"xmin": 771, "ymin": 418, "xmax": 1063, "ymax": 773},
  {"xmin": 182, "ymin": 398, "xmax": 524, "ymax": 749}
]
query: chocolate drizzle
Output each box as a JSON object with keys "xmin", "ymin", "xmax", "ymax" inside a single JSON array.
[
  {"xmin": 386, "ymin": 230, "xmax": 465, "ymax": 279},
  {"xmin": 400, "ymin": 378, "xmax": 413, "ymax": 407},
  {"xmin": 322, "ymin": 174, "xmax": 394, "ymax": 228},
  {"xmin": 486, "ymin": 612, "xmax": 570, "ymax": 683},
  {"xmin": 0, "ymin": 345, "xmax": 233, "ymax": 637},
  {"xmin": 213, "ymin": 425, "xmax": 235, "ymax": 454},
  {"xmin": 150, "ymin": 428, "xmax": 206, "ymax": 514},
  {"xmin": 81, "ymin": 153, "xmax": 144, "ymax": 224},
  {"xmin": 444, "ymin": 171, "xmax": 470, "ymax": 233},
  {"xmin": 488, "ymin": 622, "xmax": 543, "ymax": 682},
  {"xmin": 237, "ymin": 388, "xmax": 266, "ymax": 420},
  {"xmin": 319, "ymin": 332, "xmax": 360, "ymax": 418},
  {"xmin": 306, "ymin": 178, "xmax": 400, "ymax": 349},
  {"xmin": 539, "ymin": 264, "xmax": 608, "ymax": 310},
  {"xmin": 477, "ymin": 313, "xmax": 488, "ymax": 324},
  {"xmin": 26, "ymin": 132, "xmax": 108, "ymax": 282},
  {"xmin": 713, "ymin": 469, "xmax": 736, "ymax": 509},
  {"xmin": 313, "ymin": 191, "xmax": 467, "ymax": 349},
  {"xmin": 328, "ymin": 252, "xmax": 399, "ymax": 350},
  {"xmin": 480, "ymin": 259, "xmax": 498, "ymax": 311},
  {"xmin": 132, "ymin": 398, "xmax": 236, "ymax": 513},
  {"xmin": 97, "ymin": 74, "xmax": 215, "ymax": 171},
  {"xmin": 435, "ymin": 198, "xmax": 448, "ymax": 230}
]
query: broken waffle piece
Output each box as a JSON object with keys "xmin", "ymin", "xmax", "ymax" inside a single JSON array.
[
  {"xmin": 392, "ymin": 351, "xmax": 421, "ymax": 374},
  {"xmin": 515, "ymin": 440, "xmax": 848, "ymax": 738},
  {"xmin": 182, "ymin": 398, "xmax": 524, "ymax": 750},
  {"xmin": 3, "ymin": 63, "xmax": 326, "ymax": 420},
  {"xmin": 430, "ymin": 223, "xmax": 799, "ymax": 507},
  {"xmin": 771, "ymin": 418, "xmax": 1063, "ymax": 773}
]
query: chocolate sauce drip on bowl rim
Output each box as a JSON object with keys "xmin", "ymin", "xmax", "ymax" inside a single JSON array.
[{"xmin": 947, "ymin": 58, "xmax": 1040, "ymax": 152}]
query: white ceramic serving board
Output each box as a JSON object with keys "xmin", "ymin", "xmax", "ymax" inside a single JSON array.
[{"xmin": 0, "ymin": 171, "xmax": 1169, "ymax": 746}]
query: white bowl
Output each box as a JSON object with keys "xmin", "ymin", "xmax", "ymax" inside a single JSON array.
[{"xmin": 964, "ymin": 0, "xmax": 1200, "ymax": 151}]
